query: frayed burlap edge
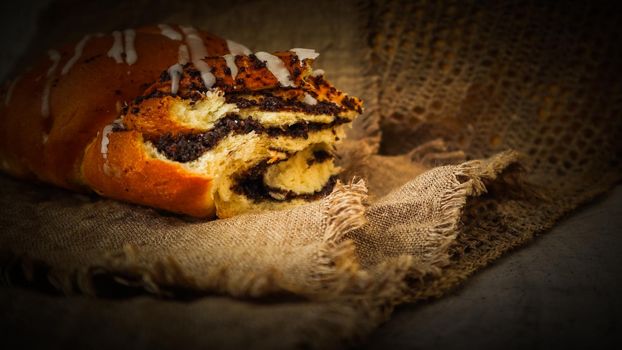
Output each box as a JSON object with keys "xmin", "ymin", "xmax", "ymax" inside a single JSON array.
[
  {"xmin": 1, "ymin": 151, "xmax": 525, "ymax": 302},
  {"xmin": 0, "ymin": 149, "xmax": 537, "ymax": 349},
  {"xmin": 407, "ymin": 171, "xmax": 622, "ymax": 303},
  {"xmin": 381, "ymin": 150, "xmax": 526, "ymax": 304},
  {"xmin": 0, "ymin": 180, "xmax": 379, "ymax": 298},
  {"xmin": 403, "ymin": 150, "xmax": 568, "ymax": 302}
]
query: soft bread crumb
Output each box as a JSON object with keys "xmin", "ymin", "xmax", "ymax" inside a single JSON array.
[
  {"xmin": 170, "ymin": 90, "xmax": 239, "ymax": 130},
  {"xmin": 137, "ymin": 84, "xmax": 354, "ymax": 217},
  {"xmin": 143, "ymin": 124, "xmax": 347, "ymax": 217},
  {"xmin": 169, "ymin": 90, "xmax": 354, "ymax": 130},
  {"xmin": 263, "ymin": 144, "xmax": 337, "ymax": 194}
]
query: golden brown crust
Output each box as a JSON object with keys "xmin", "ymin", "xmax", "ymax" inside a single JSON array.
[
  {"xmin": 123, "ymin": 53, "xmax": 363, "ymax": 138},
  {"xmin": 128, "ymin": 51, "xmax": 362, "ymax": 110},
  {"xmin": 82, "ymin": 130, "xmax": 215, "ymax": 217},
  {"xmin": 122, "ymin": 96, "xmax": 192, "ymax": 137},
  {"xmin": 0, "ymin": 25, "xmax": 229, "ymax": 190},
  {"xmin": 0, "ymin": 66, "xmax": 47, "ymax": 180}
]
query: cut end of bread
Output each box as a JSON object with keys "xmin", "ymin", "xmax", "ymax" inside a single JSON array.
[{"xmin": 83, "ymin": 50, "xmax": 362, "ymax": 218}]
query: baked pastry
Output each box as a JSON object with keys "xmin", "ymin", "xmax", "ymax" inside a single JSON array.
[{"xmin": 0, "ymin": 25, "xmax": 362, "ymax": 218}]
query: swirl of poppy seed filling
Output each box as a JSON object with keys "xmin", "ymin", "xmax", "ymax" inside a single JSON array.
[
  {"xmin": 231, "ymin": 157, "xmax": 338, "ymax": 202},
  {"xmin": 224, "ymin": 94, "xmax": 346, "ymax": 115},
  {"xmin": 152, "ymin": 115, "xmax": 350, "ymax": 163}
]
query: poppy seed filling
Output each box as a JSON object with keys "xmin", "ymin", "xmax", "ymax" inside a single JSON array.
[
  {"xmin": 152, "ymin": 115, "xmax": 349, "ymax": 163},
  {"xmin": 232, "ymin": 159, "xmax": 337, "ymax": 202}
]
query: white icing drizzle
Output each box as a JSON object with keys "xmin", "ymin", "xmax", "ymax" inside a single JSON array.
[
  {"xmin": 158, "ymin": 24, "xmax": 182, "ymax": 41},
  {"xmin": 180, "ymin": 25, "xmax": 216, "ymax": 89},
  {"xmin": 100, "ymin": 119, "xmax": 123, "ymax": 173},
  {"xmin": 226, "ymin": 39, "xmax": 251, "ymax": 55},
  {"xmin": 196, "ymin": 61, "xmax": 216, "ymax": 88},
  {"xmin": 123, "ymin": 29, "xmax": 137, "ymax": 65},
  {"xmin": 178, "ymin": 44, "xmax": 190, "ymax": 65},
  {"xmin": 100, "ymin": 124, "xmax": 114, "ymax": 159},
  {"xmin": 254, "ymin": 52, "xmax": 294, "ymax": 87},
  {"xmin": 180, "ymin": 26, "xmax": 208, "ymax": 59},
  {"xmin": 46, "ymin": 50, "xmax": 61, "ymax": 77},
  {"xmin": 167, "ymin": 45, "xmax": 192, "ymax": 95},
  {"xmin": 41, "ymin": 50, "xmax": 61, "ymax": 118},
  {"xmin": 107, "ymin": 31, "xmax": 123, "ymax": 63},
  {"xmin": 168, "ymin": 64, "xmax": 183, "ymax": 95},
  {"xmin": 311, "ymin": 69, "xmax": 325, "ymax": 77},
  {"xmin": 303, "ymin": 93, "xmax": 318, "ymax": 105},
  {"xmin": 61, "ymin": 34, "xmax": 91, "ymax": 75},
  {"xmin": 107, "ymin": 29, "xmax": 138, "ymax": 65},
  {"xmin": 4, "ymin": 76, "xmax": 20, "ymax": 106},
  {"xmin": 290, "ymin": 48, "xmax": 319, "ymax": 62},
  {"xmin": 223, "ymin": 39, "xmax": 252, "ymax": 79},
  {"xmin": 223, "ymin": 54, "xmax": 237, "ymax": 79}
]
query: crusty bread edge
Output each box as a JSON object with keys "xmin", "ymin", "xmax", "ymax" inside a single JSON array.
[{"xmin": 81, "ymin": 130, "xmax": 216, "ymax": 218}]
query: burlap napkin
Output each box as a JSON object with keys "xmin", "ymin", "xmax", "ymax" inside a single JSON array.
[{"xmin": 1, "ymin": 0, "xmax": 620, "ymax": 348}]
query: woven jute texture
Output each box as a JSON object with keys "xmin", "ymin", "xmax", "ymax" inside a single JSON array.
[{"xmin": 1, "ymin": 0, "xmax": 621, "ymax": 348}]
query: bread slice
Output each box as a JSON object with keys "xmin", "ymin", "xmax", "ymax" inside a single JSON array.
[{"xmin": 82, "ymin": 50, "xmax": 361, "ymax": 218}]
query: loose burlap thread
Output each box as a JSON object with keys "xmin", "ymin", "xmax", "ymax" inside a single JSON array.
[{"xmin": 1, "ymin": 0, "xmax": 621, "ymax": 348}]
